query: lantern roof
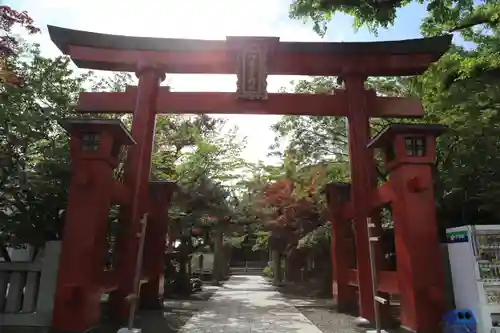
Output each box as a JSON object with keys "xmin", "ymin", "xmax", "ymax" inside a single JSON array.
[
  {"xmin": 368, "ymin": 123, "xmax": 448, "ymax": 149},
  {"xmin": 59, "ymin": 118, "xmax": 136, "ymax": 145}
]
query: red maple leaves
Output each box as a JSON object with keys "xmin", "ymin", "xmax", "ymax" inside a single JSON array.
[
  {"xmin": 263, "ymin": 179, "xmax": 319, "ymax": 231},
  {"xmin": 1, "ymin": 6, "xmax": 40, "ymax": 87},
  {"xmin": 264, "ymin": 179, "xmax": 294, "ymax": 207}
]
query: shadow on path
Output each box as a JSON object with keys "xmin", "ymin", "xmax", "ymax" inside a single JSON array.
[
  {"xmin": 179, "ymin": 275, "xmax": 327, "ymax": 333},
  {"xmin": 99, "ymin": 285, "xmax": 219, "ymax": 333}
]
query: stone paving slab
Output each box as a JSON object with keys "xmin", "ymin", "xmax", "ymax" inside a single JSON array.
[
  {"xmin": 179, "ymin": 275, "xmax": 324, "ymax": 333},
  {"xmin": 280, "ymin": 295, "xmax": 335, "ymax": 308},
  {"xmin": 163, "ymin": 285, "xmax": 222, "ymax": 311}
]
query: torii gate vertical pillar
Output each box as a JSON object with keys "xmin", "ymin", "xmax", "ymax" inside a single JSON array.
[
  {"xmin": 325, "ymin": 183, "xmax": 357, "ymax": 313},
  {"xmin": 343, "ymin": 74, "xmax": 375, "ymax": 322},
  {"xmin": 109, "ymin": 63, "xmax": 165, "ymax": 320},
  {"xmin": 140, "ymin": 181, "xmax": 177, "ymax": 309}
]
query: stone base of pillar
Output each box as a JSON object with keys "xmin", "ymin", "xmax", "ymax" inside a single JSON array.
[
  {"xmin": 139, "ymin": 279, "xmax": 164, "ymax": 310},
  {"xmin": 50, "ymin": 326, "xmax": 99, "ymax": 333},
  {"xmin": 337, "ymin": 302, "xmax": 358, "ymax": 316},
  {"xmin": 139, "ymin": 296, "xmax": 163, "ymax": 310},
  {"xmin": 399, "ymin": 326, "xmax": 439, "ymax": 333},
  {"xmin": 354, "ymin": 316, "xmax": 371, "ymax": 327},
  {"xmin": 336, "ymin": 285, "xmax": 358, "ymax": 315},
  {"xmin": 353, "ymin": 317, "xmax": 389, "ymax": 333},
  {"xmin": 52, "ymin": 287, "xmax": 102, "ymax": 333},
  {"xmin": 117, "ymin": 328, "xmax": 142, "ymax": 333},
  {"xmin": 108, "ymin": 292, "xmax": 131, "ymax": 322}
]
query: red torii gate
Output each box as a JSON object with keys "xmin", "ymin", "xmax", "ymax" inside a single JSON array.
[{"xmin": 47, "ymin": 25, "xmax": 452, "ymax": 333}]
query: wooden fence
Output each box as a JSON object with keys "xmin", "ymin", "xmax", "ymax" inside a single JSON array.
[
  {"xmin": 0, "ymin": 241, "xmax": 61, "ymax": 327},
  {"xmin": 190, "ymin": 252, "xmax": 214, "ymax": 275}
]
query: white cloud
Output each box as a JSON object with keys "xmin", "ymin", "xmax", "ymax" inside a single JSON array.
[{"xmin": 12, "ymin": 0, "xmax": 345, "ymax": 163}]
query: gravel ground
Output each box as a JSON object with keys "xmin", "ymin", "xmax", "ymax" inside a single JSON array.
[
  {"xmin": 299, "ymin": 306, "xmax": 365, "ymax": 333},
  {"xmin": 100, "ymin": 285, "xmax": 219, "ymax": 333},
  {"xmin": 276, "ymin": 281, "xmax": 365, "ymax": 333},
  {"xmin": 2, "ymin": 277, "xmax": 383, "ymax": 333},
  {"xmin": 2, "ymin": 285, "xmax": 218, "ymax": 333}
]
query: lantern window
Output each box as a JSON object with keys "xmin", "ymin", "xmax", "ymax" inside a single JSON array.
[
  {"xmin": 405, "ymin": 136, "xmax": 426, "ymax": 157},
  {"xmin": 81, "ymin": 133, "xmax": 100, "ymax": 152}
]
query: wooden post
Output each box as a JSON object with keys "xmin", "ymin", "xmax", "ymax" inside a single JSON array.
[{"xmin": 36, "ymin": 241, "xmax": 61, "ymax": 325}]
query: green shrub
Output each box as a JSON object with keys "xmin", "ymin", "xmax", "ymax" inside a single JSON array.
[{"xmin": 263, "ymin": 263, "xmax": 274, "ymax": 278}]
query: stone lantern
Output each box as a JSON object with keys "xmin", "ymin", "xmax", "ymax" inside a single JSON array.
[
  {"xmin": 60, "ymin": 118, "xmax": 135, "ymax": 168},
  {"xmin": 52, "ymin": 118, "xmax": 135, "ymax": 333},
  {"xmin": 367, "ymin": 123, "xmax": 447, "ymax": 332},
  {"xmin": 369, "ymin": 123, "xmax": 447, "ymax": 172}
]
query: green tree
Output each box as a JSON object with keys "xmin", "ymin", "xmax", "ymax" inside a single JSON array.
[
  {"xmin": 0, "ymin": 39, "xmax": 90, "ymax": 252},
  {"xmin": 289, "ymin": 0, "xmax": 500, "ymax": 93},
  {"xmin": 269, "ymin": 38, "xmax": 500, "ymax": 234},
  {"xmin": 410, "ymin": 44, "xmax": 500, "ymax": 227},
  {"xmin": 289, "ymin": 0, "xmax": 500, "ymax": 37},
  {"xmin": 0, "ymin": 9, "xmax": 249, "ymax": 267}
]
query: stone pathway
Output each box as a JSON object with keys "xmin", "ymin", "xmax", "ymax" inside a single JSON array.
[{"xmin": 179, "ymin": 275, "xmax": 324, "ymax": 333}]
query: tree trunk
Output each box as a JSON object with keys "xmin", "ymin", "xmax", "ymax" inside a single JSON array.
[
  {"xmin": 212, "ymin": 228, "xmax": 223, "ymax": 284},
  {"xmin": 272, "ymin": 249, "xmax": 282, "ymax": 286},
  {"xmin": 222, "ymin": 244, "xmax": 230, "ymax": 277},
  {"xmin": 1, "ymin": 245, "xmax": 11, "ymax": 262}
]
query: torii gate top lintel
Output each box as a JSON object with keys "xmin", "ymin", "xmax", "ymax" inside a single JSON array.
[{"xmin": 47, "ymin": 25, "xmax": 452, "ymax": 76}]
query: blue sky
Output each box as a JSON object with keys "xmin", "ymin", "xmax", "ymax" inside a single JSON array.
[{"xmin": 8, "ymin": 0, "xmax": 451, "ymax": 163}]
